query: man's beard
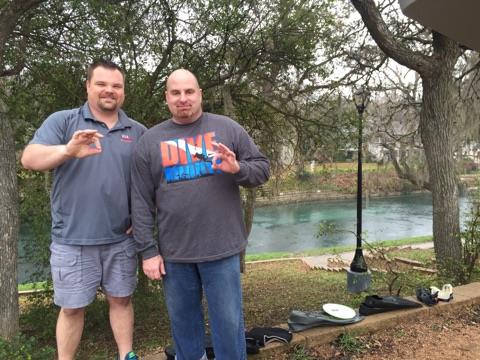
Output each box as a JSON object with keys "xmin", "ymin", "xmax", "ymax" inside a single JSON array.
[
  {"xmin": 98, "ymin": 99, "xmax": 118, "ymax": 112},
  {"xmin": 176, "ymin": 109, "xmax": 192, "ymax": 117}
]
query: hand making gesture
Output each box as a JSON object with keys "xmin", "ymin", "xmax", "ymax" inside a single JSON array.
[
  {"xmin": 65, "ymin": 129, "xmax": 104, "ymax": 158},
  {"xmin": 212, "ymin": 142, "xmax": 240, "ymax": 174}
]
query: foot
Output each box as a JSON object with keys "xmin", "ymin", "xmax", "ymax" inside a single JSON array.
[{"xmin": 115, "ymin": 351, "xmax": 138, "ymax": 360}]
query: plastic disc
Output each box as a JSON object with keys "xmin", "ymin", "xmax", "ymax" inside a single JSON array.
[{"xmin": 322, "ymin": 303, "xmax": 356, "ymax": 319}]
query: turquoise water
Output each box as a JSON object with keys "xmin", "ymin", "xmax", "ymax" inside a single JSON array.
[
  {"xmin": 18, "ymin": 192, "xmax": 472, "ymax": 282},
  {"xmin": 247, "ymin": 193, "xmax": 472, "ymax": 254}
]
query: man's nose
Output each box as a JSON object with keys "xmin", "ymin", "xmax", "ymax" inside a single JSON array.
[{"xmin": 179, "ymin": 92, "xmax": 188, "ymax": 101}]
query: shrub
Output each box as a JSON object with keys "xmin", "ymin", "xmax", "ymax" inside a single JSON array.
[
  {"xmin": 460, "ymin": 200, "xmax": 480, "ymax": 283},
  {"xmin": 0, "ymin": 334, "xmax": 55, "ymax": 360}
]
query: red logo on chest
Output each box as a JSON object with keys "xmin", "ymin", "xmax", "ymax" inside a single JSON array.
[{"xmin": 121, "ymin": 135, "xmax": 133, "ymax": 143}]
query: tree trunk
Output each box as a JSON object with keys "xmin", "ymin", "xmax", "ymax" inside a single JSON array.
[
  {"xmin": 240, "ymin": 188, "xmax": 257, "ymax": 273},
  {"xmin": 0, "ymin": 0, "xmax": 46, "ymax": 341},
  {"xmin": 222, "ymin": 85, "xmax": 256, "ymax": 273},
  {"xmin": 0, "ymin": 117, "xmax": 20, "ymax": 340},
  {"xmin": 420, "ymin": 54, "xmax": 462, "ymax": 278},
  {"xmin": 350, "ymin": 0, "xmax": 464, "ymax": 280}
]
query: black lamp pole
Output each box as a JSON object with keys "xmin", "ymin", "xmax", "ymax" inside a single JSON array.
[{"xmin": 350, "ymin": 88, "xmax": 370, "ymax": 273}]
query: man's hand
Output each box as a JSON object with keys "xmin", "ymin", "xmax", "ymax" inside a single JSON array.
[
  {"xmin": 142, "ymin": 255, "xmax": 166, "ymax": 280},
  {"xmin": 65, "ymin": 129, "xmax": 104, "ymax": 159},
  {"xmin": 21, "ymin": 129, "xmax": 104, "ymax": 171},
  {"xmin": 212, "ymin": 142, "xmax": 240, "ymax": 174}
]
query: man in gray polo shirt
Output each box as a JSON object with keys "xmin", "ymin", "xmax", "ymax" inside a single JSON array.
[{"xmin": 21, "ymin": 59, "xmax": 145, "ymax": 360}]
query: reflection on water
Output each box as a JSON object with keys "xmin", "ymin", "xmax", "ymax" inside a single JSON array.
[{"xmin": 247, "ymin": 193, "xmax": 472, "ymax": 254}]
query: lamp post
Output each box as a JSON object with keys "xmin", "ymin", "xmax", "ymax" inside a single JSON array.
[
  {"xmin": 347, "ymin": 87, "xmax": 371, "ymax": 293},
  {"xmin": 351, "ymin": 87, "xmax": 370, "ymax": 272}
]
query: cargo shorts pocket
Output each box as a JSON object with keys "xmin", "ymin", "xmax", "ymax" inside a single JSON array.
[
  {"xmin": 50, "ymin": 245, "xmax": 82, "ymax": 285},
  {"xmin": 120, "ymin": 241, "xmax": 137, "ymax": 279}
]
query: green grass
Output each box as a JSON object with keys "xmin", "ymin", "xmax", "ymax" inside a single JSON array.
[
  {"xmin": 18, "ymin": 252, "xmax": 478, "ymax": 359},
  {"xmin": 245, "ymin": 235, "xmax": 433, "ymax": 262},
  {"xmin": 245, "ymin": 251, "xmax": 295, "ymax": 262},
  {"xmin": 18, "ymin": 281, "xmax": 50, "ymax": 292},
  {"xmin": 389, "ymin": 248, "xmax": 435, "ymax": 264},
  {"xmin": 288, "ymin": 345, "xmax": 314, "ymax": 360},
  {"xmin": 313, "ymin": 162, "xmax": 392, "ymax": 173},
  {"xmin": 18, "ymin": 237, "xmax": 433, "ymax": 291},
  {"xmin": 335, "ymin": 332, "xmax": 367, "ymax": 354}
]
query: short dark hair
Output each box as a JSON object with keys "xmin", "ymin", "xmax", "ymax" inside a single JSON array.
[{"xmin": 86, "ymin": 59, "xmax": 125, "ymax": 81}]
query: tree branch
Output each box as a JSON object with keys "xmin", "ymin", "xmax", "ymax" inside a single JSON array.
[
  {"xmin": 350, "ymin": 0, "xmax": 433, "ymax": 77},
  {"xmin": 0, "ymin": 0, "xmax": 46, "ymax": 73}
]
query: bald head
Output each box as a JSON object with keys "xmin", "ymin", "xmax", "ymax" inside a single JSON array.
[
  {"xmin": 166, "ymin": 69, "xmax": 200, "ymax": 90},
  {"xmin": 165, "ymin": 69, "xmax": 203, "ymax": 124}
]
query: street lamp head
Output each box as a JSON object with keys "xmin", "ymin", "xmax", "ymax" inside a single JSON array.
[{"xmin": 353, "ymin": 87, "xmax": 371, "ymax": 114}]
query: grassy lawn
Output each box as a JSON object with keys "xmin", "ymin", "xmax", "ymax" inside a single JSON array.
[
  {"xmin": 20, "ymin": 259, "xmax": 430, "ymax": 358},
  {"xmin": 245, "ymin": 235, "xmax": 433, "ymax": 261},
  {"xmin": 19, "ymin": 235, "xmax": 463, "ymax": 359},
  {"xmin": 18, "ymin": 236, "xmax": 433, "ymax": 292}
]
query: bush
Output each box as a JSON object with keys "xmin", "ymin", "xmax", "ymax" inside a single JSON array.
[
  {"xmin": 460, "ymin": 201, "xmax": 480, "ymax": 283},
  {"xmin": 296, "ymin": 170, "xmax": 312, "ymax": 181},
  {"xmin": 0, "ymin": 334, "xmax": 55, "ymax": 360}
]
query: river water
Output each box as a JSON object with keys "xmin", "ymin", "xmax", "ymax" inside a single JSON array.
[
  {"xmin": 246, "ymin": 192, "xmax": 473, "ymax": 254},
  {"xmin": 19, "ymin": 192, "xmax": 473, "ymax": 283}
]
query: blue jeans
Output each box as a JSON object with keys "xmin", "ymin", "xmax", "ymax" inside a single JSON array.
[{"xmin": 163, "ymin": 254, "xmax": 246, "ymax": 360}]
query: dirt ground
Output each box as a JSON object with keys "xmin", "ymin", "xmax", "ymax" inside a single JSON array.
[
  {"xmin": 305, "ymin": 304, "xmax": 480, "ymax": 360},
  {"xmin": 144, "ymin": 302, "xmax": 480, "ymax": 360}
]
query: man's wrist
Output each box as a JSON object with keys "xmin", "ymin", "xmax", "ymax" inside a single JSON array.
[
  {"xmin": 233, "ymin": 160, "xmax": 241, "ymax": 174},
  {"xmin": 142, "ymin": 247, "xmax": 160, "ymax": 260},
  {"xmin": 61, "ymin": 144, "xmax": 74, "ymax": 158}
]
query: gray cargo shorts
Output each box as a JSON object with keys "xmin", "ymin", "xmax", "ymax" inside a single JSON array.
[{"xmin": 49, "ymin": 237, "xmax": 137, "ymax": 308}]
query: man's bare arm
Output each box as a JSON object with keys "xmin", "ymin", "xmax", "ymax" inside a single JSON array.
[{"xmin": 21, "ymin": 129, "xmax": 103, "ymax": 171}]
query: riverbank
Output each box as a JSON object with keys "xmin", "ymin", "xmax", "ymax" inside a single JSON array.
[
  {"xmin": 253, "ymin": 165, "xmax": 479, "ymax": 207},
  {"xmin": 255, "ymin": 189, "xmax": 428, "ymax": 207},
  {"xmin": 244, "ymin": 235, "xmax": 433, "ymax": 262}
]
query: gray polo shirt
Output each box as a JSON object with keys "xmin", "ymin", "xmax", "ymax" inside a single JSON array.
[{"xmin": 30, "ymin": 102, "xmax": 146, "ymax": 245}]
